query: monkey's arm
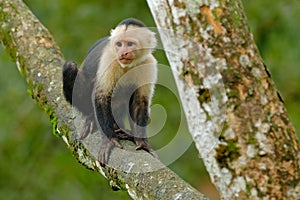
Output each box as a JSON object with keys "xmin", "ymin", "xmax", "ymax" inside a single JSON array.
[
  {"xmin": 130, "ymin": 87, "xmax": 157, "ymax": 157},
  {"xmin": 130, "ymin": 94, "xmax": 149, "ymax": 140},
  {"xmin": 94, "ymin": 92, "xmax": 124, "ymax": 163}
]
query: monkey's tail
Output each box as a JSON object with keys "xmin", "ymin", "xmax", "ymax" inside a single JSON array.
[{"xmin": 62, "ymin": 61, "xmax": 78, "ymax": 104}]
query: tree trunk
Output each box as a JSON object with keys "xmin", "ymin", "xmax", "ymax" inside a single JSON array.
[{"xmin": 147, "ymin": 0, "xmax": 300, "ymax": 199}]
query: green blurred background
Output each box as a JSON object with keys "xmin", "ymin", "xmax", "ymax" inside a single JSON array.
[{"xmin": 0, "ymin": 1, "xmax": 299, "ymax": 200}]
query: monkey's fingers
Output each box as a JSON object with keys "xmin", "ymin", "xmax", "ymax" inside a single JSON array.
[
  {"xmin": 79, "ymin": 121, "xmax": 94, "ymax": 139},
  {"xmin": 110, "ymin": 137, "xmax": 123, "ymax": 149},
  {"xmin": 135, "ymin": 140, "xmax": 158, "ymax": 159},
  {"xmin": 98, "ymin": 142, "xmax": 114, "ymax": 167},
  {"xmin": 79, "ymin": 125, "xmax": 89, "ymax": 139},
  {"xmin": 114, "ymin": 129, "xmax": 135, "ymax": 141},
  {"xmin": 146, "ymin": 148, "xmax": 159, "ymax": 159},
  {"xmin": 114, "ymin": 128, "xmax": 122, "ymax": 134}
]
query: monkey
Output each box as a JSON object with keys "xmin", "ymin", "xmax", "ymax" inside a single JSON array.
[{"xmin": 62, "ymin": 18, "xmax": 158, "ymax": 164}]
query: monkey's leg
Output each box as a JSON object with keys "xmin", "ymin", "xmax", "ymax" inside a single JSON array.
[
  {"xmin": 62, "ymin": 61, "xmax": 78, "ymax": 104},
  {"xmin": 63, "ymin": 61, "xmax": 94, "ymax": 139}
]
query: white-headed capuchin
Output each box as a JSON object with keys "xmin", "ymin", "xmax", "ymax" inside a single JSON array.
[{"xmin": 62, "ymin": 18, "xmax": 158, "ymax": 164}]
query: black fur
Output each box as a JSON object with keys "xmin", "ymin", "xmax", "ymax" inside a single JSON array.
[
  {"xmin": 94, "ymin": 91, "xmax": 115, "ymax": 139},
  {"xmin": 118, "ymin": 18, "xmax": 146, "ymax": 28},
  {"xmin": 62, "ymin": 61, "xmax": 78, "ymax": 104},
  {"xmin": 62, "ymin": 18, "xmax": 157, "ymax": 163},
  {"xmin": 129, "ymin": 93, "xmax": 149, "ymax": 139},
  {"xmin": 63, "ymin": 37, "xmax": 109, "ymax": 117}
]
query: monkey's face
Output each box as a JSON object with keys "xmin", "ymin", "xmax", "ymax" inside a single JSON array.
[
  {"xmin": 114, "ymin": 37, "xmax": 139, "ymax": 66},
  {"xmin": 110, "ymin": 24, "xmax": 156, "ymax": 68}
]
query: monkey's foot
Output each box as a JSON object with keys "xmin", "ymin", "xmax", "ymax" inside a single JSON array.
[
  {"xmin": 79, "ymin": 120, "xmax": 94, "ymax": 139},
  {"xmin": 114, "ymin": 128, "xmax": 135, "ymax": 141},
  {"xmin": 135, "ymin": 139, "xmax": 158, "ymax": 158}
]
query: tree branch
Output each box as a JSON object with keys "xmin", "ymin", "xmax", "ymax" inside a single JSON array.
[{"xmin": 0, "ymin": 0, "xmax": 207, "ymax": 199}]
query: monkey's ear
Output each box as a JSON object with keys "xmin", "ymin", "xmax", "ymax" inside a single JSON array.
[
  {"xmin": 136, "ymin": 29, "xmax": 157, "ymax": 50},
  {"xmin": 147, "ymin": 31, "xmax": 157, "ymax": 49}
]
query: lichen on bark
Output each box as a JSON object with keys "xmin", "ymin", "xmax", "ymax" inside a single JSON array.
[{"xmin": 147, "ymin": 0, "xmax": 300, "ymax": 199}]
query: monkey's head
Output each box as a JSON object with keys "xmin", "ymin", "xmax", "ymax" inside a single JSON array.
[{"xmin": 110, "ymin": 18, "xmax": 157, "ymax": 68}]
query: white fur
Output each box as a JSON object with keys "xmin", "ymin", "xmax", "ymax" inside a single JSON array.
[{"xmin": 95, "ymin": 24, "xmax": 157, "ymax": 101}]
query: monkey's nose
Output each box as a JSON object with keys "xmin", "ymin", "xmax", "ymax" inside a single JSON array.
[{"xmin": 122, "ymin": 52, "xmax": 129, "ymax": 56}]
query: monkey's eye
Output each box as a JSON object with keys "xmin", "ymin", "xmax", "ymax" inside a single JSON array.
[
  {"xmin": 127, "ymin": 42, "xmax": 135, "ymax": 47},
  {"xmin": 116, "ymin": 42, "xmax": 122, "ymax": 47}
]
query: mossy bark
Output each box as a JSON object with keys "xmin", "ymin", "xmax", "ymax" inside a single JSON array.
[{"xmin": 147, "ymin": 0, "xmax": 300, "ymax": 199}]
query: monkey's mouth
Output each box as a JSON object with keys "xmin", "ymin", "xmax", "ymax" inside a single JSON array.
[{"xmin": 119, "ymin": 58, "xmax": 133, "ymax": 64}]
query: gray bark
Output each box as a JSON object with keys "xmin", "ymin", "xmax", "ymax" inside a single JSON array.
[{"xmin": 147, "ymin": 0, "xmax": 300, "ymax": 199}]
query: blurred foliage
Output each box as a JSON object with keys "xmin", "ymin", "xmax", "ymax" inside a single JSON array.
[{"xmin": 0, "ymin": 0, "xmax": 299, "ymax": 200}]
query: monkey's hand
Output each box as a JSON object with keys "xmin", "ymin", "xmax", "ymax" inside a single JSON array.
[
  {"xmin": 98, "ymin": 140, "xmax": 114, "ymax": 166},
  {"xmin": 80, "ymin": 114, "xmax": 97, "ymax": 140},
  {"xmin": 98, "ymin": 137, "xmax": 123, "ymax": 166},
  {"xmin": 135, "ymin": 139, "xmax": 158, "ymax": 158}
]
